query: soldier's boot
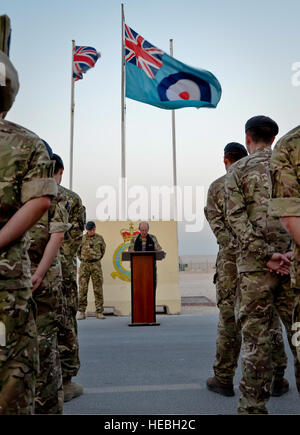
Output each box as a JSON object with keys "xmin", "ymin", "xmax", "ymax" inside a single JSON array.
[
  {"xmin": 77, "ymin": 312, "xmax": 86, "ymax": 320},
  {"xmin": 206, "ymin": 376, "xmax": 234, "ymax": 397},
  {"xmin": 271, "ymin": 378, "xmax": 289, "ymax": 397},
  {"xmin": 63, "ymin": 377, "xmax": 84, "ymax": 402},
  {"xmin": 96, "ymin": 312, "xmax": 106, "ymax": 319}
]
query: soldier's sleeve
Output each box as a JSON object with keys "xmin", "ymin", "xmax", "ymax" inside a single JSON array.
[
  {"xmin": 21, "ymin": 138, "xmax": 58, "ymax": 204},
  {"xmin": 225, "ymin": 167, "xmax": 271, "ymax": 260},
  {"xmin": 49, "ymin": 196, "xmax": 72, "ymax": 235},
  {"xmin": 69, "ymin": 198, "xmax": 85, "ymax": 251},
  {"xmin": 77, "ymin": 241, "xmax": 82, "ymax": 260},
  {"xmin": 205, "ymin": 183, "xmax": 232, "ymax": 247},
  {"xmin": 269, "ymin": 137, "xmax": 300, "ymax": 217},
  {"xmin": 100, "ymin": 236, "xmax": 106, "ymax": 259}
]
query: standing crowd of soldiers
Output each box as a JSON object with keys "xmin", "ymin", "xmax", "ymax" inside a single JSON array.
[
  {"xmin": 205, "ymin": 116, "xmax": 300, "ymax": 414},
  {"xmin": 1, "ymin": 15, "xmax": 300, "ymax": 417},
  {"xmin": 0, "ymin": 24, "xmax": 109, "ymax": 414}
]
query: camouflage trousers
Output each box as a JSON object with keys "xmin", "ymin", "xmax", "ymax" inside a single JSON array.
[
  {"xmin": 213, "ymin": 251, "xmax": 241, "ymax": 383},
  {"xmin": 237, "ymin": 271, "xmax": 300, "ymax": 415},
  {"xmin": 58, "ymin": 267, "xmax": 80, "ymax": 380},
  {"xmin": 32, "ymin": 265, "xmax": 65, "ymax": 415},
  {"xmin": 78, "ymin": 261, "xmax": 104, "ymax": 313},
  {"xmin": 213, "ymin": 252, "xmax": 287, "ymax": 384},
  {"xmin": 0, "ymin": 287, "xmax": 39, "ymax": 415}
]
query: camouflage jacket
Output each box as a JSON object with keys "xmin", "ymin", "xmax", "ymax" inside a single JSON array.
[
  {"xmin": 0, "ymin": 119, "xmax": 57, "ymax": 289},
  {"xmin": 204, "ymin": 174, "xmax": 238, "ymax": 255},
  {"xmin": 78, "ymin": 233, "xmax": 106, "ymax": 262},
  {"xmin": 225, "ymin": 146, "xmax": 291, "ymax": 273},
  {"xmin": 28, "ymin": 186, "xmax": 71, "ymax": 282},
  {"xmin": 59, "ymin": 185, "xmax": 86, "ymax": 259},
  {"xmin": 269, "ymin": 125, "xmax": 300, "ymax": 288}
]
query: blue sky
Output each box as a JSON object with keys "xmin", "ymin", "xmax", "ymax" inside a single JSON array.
[{"xmin": 2, "ymin": 0, "xmax": 300, "ymax": 254}]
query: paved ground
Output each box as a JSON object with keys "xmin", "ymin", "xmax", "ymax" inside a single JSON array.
[{"xmin": 63, "ymin": 272, "xmax": 300, "ymax": 416}]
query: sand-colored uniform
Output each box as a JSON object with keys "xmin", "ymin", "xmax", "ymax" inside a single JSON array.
[
  {"xmin": 0, "ymin": 120, "xmax": 57, "ymax": 415},
  {"xmin": 58, "ymin": 185, "xmax": 86, "ymax": 380},
  {"xmin": 225, "ymin": 147, "xmax": 299, "ymax": 414},
  {"xmin": 78, "ymin": 233, "xmax": 106, "ymax": 314}
]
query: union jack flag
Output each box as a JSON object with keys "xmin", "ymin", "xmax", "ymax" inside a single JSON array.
[
  {"xmin": 124, "ymin": 25, "xmax": 164, "ymax": 79},
  {"xmin": 73, "ymin": 45, "xmax": 100, "ymax": 81}
]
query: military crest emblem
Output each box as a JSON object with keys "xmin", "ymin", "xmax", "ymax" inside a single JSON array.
[{"xmin": 111, "ymin": 222, "xmax": 139, "ymax": 282}]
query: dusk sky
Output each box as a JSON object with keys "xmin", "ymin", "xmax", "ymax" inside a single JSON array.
[{"xmin": 2, "ymin": 0, "xmax": 300, "ymax": 254}]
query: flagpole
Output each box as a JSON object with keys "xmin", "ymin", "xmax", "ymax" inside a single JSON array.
[
  {"xmin": 69, "ymin": 39, "xmax": 75, "ymax": 190},
  {"xmin": 121, "ymin": 3, "xmax": 127, "ymax": 219},
  {"xmin": 170, "ymin": 39, "xmax": 178, "ymax": 220}
]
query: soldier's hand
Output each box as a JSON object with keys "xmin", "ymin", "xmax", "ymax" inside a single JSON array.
[
  {"xmin": 267, "ymin": 253, "xmax": 290, "ymax": 276},
  {"xmin": 285, "ymin": 251, "xmax": 293, "ymax": 260},
  {"xmin": 32, "ymin": 273, "xmax": 43, "ymax": 292}
]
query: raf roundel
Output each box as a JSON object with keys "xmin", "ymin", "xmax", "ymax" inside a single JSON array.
[{"xmin": 158, "ymin": 72, "xmax": 212, "ymax": 103}]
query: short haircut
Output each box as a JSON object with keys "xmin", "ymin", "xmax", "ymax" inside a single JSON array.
[
  {"xmin": 224, "ymin": 142, "xmax": 247, "ymax": 163},
  {"xmin": 139, "ymin": 221, "xmax": 149, "ymax": 230},
  {"xmin": 52, "ymin": 153, "xmax": 64, "ymax": 174},
  {"xmin": 246, "ymin": 126, "xmax": 276, "ymax": 144}
]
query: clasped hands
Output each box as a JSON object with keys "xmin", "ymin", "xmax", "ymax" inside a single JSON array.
[{"xmin": 267, "ymin": 252, "xmax": 292, "ymax": 276}]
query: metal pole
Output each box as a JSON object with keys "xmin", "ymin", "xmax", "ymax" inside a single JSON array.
[
  {"xmin": 69, "ymin": 40, "xmax": 75, "ymax": 190},
  {"xmin": 170, "ymin": 39, "xmax": 178, "ymax": 220},
  {"xmin": 121, "ymin": 4, "xmax": 126, "ymax": 181},
  {"xmin": 121, "ymin": 4, "xmax": 127, "ymax": 219}
]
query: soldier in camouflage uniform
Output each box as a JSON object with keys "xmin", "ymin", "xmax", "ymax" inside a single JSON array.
[
  {"xmin": 51, "ymin": 154, "xmax": 86, "ymax": 402},
  {"xmin": 78, "ymin": 222, "xmax": 106, "ymax": 320},
  {"xmin": 225, "ymin": 116, "xmax": 300, "ymax": 414},
  {"xmin": 205, "ymin": 143, "xmax": 288, "ymax": 397},
  {"xmin": 0, "ymin": 49, "xmax": 57, "ymax": 414},
  {"xmin": 204, "ymin": 143, "xmax": 246, "ymax": 396},
  {"xmin": 28, "ymin": 149, "xmax": 70, "ymax": 415},
  {"xmin": 269, "ymin": 125, "xmax": 300, "ymax": 363}
]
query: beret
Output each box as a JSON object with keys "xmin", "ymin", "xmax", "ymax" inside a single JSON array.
[
  {"xmin": 52, "ymin": 153, "xmax": 64, "ymax": 170},
  {"xmin": 224, "ymin": 142, "xmax": 247, "ymax": 156},
  {"xmin": 245, "ymin": 115, "xmax": 279, "ymax": 136},
  {"xmin": 86, "ymin": 221, "xmax": 96, "ymax": 230},
  {"xmin": 41, "ymin": 140, "xmax": 53, "ymax": 159}
]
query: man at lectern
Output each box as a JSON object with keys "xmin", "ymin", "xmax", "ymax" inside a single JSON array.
[
  {"xmin": 128, "ymin": 222, "xmax": 164, "ymax": 291},
  {"xmin": 128, "ymin": 222, "xmax": 162, "ymax": 253}
]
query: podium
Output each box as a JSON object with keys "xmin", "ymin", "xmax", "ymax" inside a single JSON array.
[{"xmin": 122, "ymin": 251, "xmax": 165, "ymax": 326}]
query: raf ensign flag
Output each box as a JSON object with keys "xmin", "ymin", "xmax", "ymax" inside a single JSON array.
[{"xmin": 125, "ymin": 25, "xmax": 222, "ymax": 110}]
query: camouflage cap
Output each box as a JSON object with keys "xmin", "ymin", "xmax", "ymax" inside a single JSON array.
[
  {"xmin": 0, "ymin": 50, "xmax": 19, "ymax": 112},
  {"xmin": 245, "ymin": 115, "xmax": 279, "ymax": 136}
]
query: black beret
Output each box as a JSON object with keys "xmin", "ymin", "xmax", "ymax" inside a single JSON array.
[
  {"xmin": 224, "ymin": 142, "xmax": 247, "ymax": 156},
  {"xmin": 41, "ymin": 140, "xmax": 53, "ymax": 159},
  {"xmin": 245, "ymin": 116, "xmax": 279, "ymax": 136},
  {"xmin": 86, "ymin": 221, "xmax": 96, "ymax": 230},
  {"xmin": 52, "ymin": 153, "xmax": 64, "ymax": 170}
]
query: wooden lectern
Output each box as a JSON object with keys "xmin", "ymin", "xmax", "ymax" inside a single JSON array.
[{"xmin": 122, "ymin": 251, "xmax": 165, "ymax": 326}]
